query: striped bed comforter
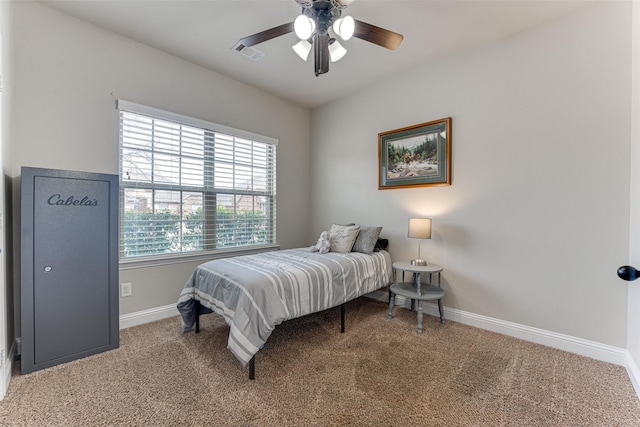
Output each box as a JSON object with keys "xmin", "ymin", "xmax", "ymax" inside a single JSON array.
[{"xmin": 177, "ymin": 248, "xmax": 393, "ymax": 366}]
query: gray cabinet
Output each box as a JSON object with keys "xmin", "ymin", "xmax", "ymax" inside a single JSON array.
[{"xmin": 21, "ymin": 167, "xmax": 119, "ymax": 374}]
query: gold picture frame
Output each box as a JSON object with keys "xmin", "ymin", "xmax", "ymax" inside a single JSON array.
[{"xmin": 378, "ymin": 117, "xmax": 452, "ymax": 189}]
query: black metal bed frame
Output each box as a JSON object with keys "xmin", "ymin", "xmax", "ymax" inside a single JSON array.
[{"xmin": 194, "ymin": 301, "xmax": 346, "ymax": 380}]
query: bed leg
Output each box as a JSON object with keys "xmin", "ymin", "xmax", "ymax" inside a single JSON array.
[
  {"xmin": 249, "ymin": 355, "xmax": 256, "ymax": 380},
  {"xmin": 195, "ymin": 301, "xmax": 200, "ymax": 334},
  {"xmin": 340, "ymin": 303, "xmax": 345, "ymax": 333}
]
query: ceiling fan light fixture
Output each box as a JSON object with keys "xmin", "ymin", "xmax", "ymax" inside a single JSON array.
[
  {"xmin": 333, "ymin": 15, "xmax": 355, "ymax": 41},
  {"xmin": 235, "ymin": 0, "xmax": 404, "ymax": 77},
  {"xmin": 294, "ymin": 14, "xmax": 316, "ymax": 40},
  {"xmin": 329, "ymin": 39, "xmax": 347, "ymax": 62},
  {"xmin": 292, "ymin": 39, "xmax": 312, "ymax": 61}
]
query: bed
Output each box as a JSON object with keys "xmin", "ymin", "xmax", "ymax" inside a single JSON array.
[{"xmin": 177, "ymin": 246, "xmax": 393, "ymax": 379}]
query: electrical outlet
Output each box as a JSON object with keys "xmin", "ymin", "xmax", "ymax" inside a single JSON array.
[{"xmin": 120, "ymin": 282, "xmax": 132, "ymax": 297}]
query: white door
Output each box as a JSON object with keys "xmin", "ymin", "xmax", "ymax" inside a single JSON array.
[{"xmin": 625, "ymin": 1, "xmax": 640, "ymax": 396}]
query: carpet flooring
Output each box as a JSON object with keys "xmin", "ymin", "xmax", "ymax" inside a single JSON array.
[{"xmin": 1, "ymin": 298, "xmax": 639, "ymax": 426}]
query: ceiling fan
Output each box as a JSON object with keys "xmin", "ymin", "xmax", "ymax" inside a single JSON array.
[{"xmin": 234, "ymin": 0, "xmax": 404, "ymax": 77}]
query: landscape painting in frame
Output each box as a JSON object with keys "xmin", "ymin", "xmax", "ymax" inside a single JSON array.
[{"xmin": 378, "ymin": 117, "xmax": 452, "ymax": 189}]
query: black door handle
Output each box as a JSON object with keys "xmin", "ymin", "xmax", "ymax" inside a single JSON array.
[{"xmin": 617, "ymin": 265, "xmax": 640, "ymax": 281}]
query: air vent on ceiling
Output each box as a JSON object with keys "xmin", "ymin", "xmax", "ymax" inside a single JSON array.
[{"xmin": 231, "ymin": 42, "xmax": 265, "ymax": 61}]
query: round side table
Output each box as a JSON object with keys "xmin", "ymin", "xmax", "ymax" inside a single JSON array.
[{"xmin": 387, "ymin": 261, "xmax": 445, "ymax": 334}]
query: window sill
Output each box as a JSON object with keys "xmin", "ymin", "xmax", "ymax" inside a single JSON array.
[{"xmin": 118, "ymin": 244, "xmax": 281, "ymax": 270}]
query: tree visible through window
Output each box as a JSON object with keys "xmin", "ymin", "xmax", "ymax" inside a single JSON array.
[{"xmin": 118, "ymin": 101, "xmax": 277, "ymax": 259}]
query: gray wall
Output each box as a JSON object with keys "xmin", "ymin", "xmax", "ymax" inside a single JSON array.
[
  {"xmin": 310, "ymin": 1, "xmax": 631, "ymax": 348},
  {"xmin": 12, "ymin": 1, "xmax": 311, "ymax": 324}
]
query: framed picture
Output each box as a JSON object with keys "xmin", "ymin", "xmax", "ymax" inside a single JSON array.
[{"xmin": 378, "ymin": 117, "xmax": 452, "ymax": 189}]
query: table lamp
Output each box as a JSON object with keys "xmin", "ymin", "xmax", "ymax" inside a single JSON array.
[{"xmin": 408, "ymin": 218, "xmax": 432, "ymax": 266}]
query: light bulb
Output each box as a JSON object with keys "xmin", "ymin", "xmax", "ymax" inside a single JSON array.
[{"xmin": 294, "ymin": 15, "xmax": 316, "ymax": 40}]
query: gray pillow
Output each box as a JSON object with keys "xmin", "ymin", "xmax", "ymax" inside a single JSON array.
[{"xmin": 351, "ymin": 226, "xmax": 383, "ymax": 254}]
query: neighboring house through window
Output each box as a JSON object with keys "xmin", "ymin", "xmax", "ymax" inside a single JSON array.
[{"xmin": 117, "ymin": 100, "xmax": 277, "ymax": 260}]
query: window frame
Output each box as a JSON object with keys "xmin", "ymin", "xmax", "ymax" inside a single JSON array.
[{"xmin": 117, "ymin": 100, "xmax": 278, "ymax": 267}]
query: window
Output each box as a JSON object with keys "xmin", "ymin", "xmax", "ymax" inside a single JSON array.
[{"xmin": 117, "ymin": 100, "xmax": 277, "ymax": 260}]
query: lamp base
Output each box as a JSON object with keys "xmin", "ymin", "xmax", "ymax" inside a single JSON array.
[{"xmin": 411, "ymin": 259, "xmax": 427, "ymax": 266}]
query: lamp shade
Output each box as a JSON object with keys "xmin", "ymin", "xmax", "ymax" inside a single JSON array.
[
  {"xmin": 328, "ymin": 40, "xmax": 347, "ymax": 62},
  {"xmin": 292, "ymin": 39, "xmax": 312, "ymax": 61},
  {"xmin": 408, "ymin": 218, "xmax": 432, "ymax": 239}
]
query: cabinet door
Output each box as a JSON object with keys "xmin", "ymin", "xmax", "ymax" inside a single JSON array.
[{"xmin": 21, "ymin": 168, "xmax": 119, "ymax": 374}]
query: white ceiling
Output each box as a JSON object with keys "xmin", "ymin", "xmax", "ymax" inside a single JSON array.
[{"xmin": 39, "ymin": 0, "xmax": 591, "ymax": 109}]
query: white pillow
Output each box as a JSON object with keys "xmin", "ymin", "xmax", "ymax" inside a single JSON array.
[{"xmin": 329, "ymin": 224, "xmax": 361, "ymax": 253}]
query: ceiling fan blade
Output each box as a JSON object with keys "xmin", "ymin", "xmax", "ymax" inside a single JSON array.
[
  {"xmin": 314, "ymin": 34, "xmax": 330, "ymax": 77},
  {"xmin": 237, "ymin": 22, "xmax": 295, "ymax": 48},
  {"xmin": 353, "ymin": 19, "xmax": 403, "ymax": 50}
]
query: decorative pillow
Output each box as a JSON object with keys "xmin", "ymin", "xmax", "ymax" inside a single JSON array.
[
  {"xmin": 374, "ymin": 238, "xmax": 389, "ymax": 252},
  {"xmin": 351, "ymin": 226, "xmax": 383, "ymax": 254},
  {"xmin": 329, "ymin": 224, "xmax": 360, "ymax": 253}
]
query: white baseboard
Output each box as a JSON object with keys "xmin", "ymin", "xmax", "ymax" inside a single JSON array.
[
  {"xmin": 119, "ymin": 304, "xmax": 179, "ymax": 329},
  {"xmin": 626, "ymin": 351, "xmax": 640, "ymax": 398},
  {"xmin": 0, "ymin": 341, "xmax": 16, "ymax": 401},
  {"xmin": 366, "ymin": 290, "xmax": 628, "ymax": 366}
]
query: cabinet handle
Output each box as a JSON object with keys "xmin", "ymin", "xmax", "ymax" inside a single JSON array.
[{"xmin": 617, "ymin": 265, "xmax": 640, "ymax": 281}]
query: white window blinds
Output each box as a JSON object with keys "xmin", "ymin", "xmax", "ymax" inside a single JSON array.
[{"xmin": 117, "ymin": 100, "xmax": 277, "ymax": 259}]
